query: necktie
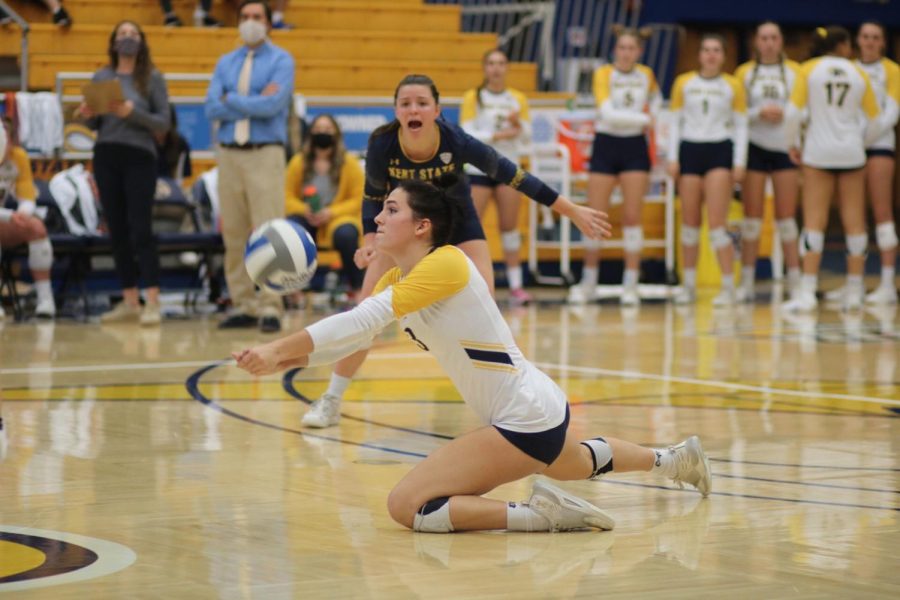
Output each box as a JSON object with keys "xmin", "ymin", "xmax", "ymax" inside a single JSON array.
[{"xmin": 233, "ymin": 49, "xmax": 254, "ymax": 145}]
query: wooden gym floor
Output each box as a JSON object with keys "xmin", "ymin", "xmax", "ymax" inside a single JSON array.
[{"xmin": 0, "ymin": 291, "xmax": 898, "ymax": 598}]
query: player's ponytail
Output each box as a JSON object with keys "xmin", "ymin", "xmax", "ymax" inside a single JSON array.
[
  {"xmin": 372, "ymin": 74, "xmax": 442, "ymax": 138},
  {"xmin": 811, "ymin": 25, "xmax": 850, "ymax": 58},
  {"xmin": 399, "ymin": 172, "xmax": 463, "ymax": 248}
]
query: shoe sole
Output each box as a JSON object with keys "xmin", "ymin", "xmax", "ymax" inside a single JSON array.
[
  {"xmin": 686, "ymin": 436, "xmax": 712, "ymax": 497},
  {"xmin": 532, "ymin": 480, "xmax": 615, "ymax": 531}
]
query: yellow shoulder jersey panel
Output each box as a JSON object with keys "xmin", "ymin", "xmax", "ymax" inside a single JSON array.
[
  {"xmin": 790, "ymin": 58, "xmax": 821, "ymax": 108},
  {"xmin": 593, "ymin": 65, "xmax": 613, "ymax": 105},
  {"xmin": 883, "ymin": 58, "xmax": 900, "ymax": 102},
  {"xmin": 374, "ymin": 267, "xmax": 403, "ymax": 296},
  {"xmin": 734, "ymin": 61, "xmax": 754, "ymax": 84},
  {"xmin": 785, "ymin": 59, "xmax": 802, "ymax": 77},
  {"xmin": 388, "ymin": 246, "xmax": 470, "ymax": 318},
  {"xmin": 853, "ymin": 66, "xmax": 881, "ymax": 118},
  {"xmin": 669, "ymin": 71, "xmax": 695, "ymax": 111},
  {"xmin": 636, "ymin": 64, "xmax": 659, "ymax": 93},
  {"xmin": 460, "ymin": 89, "xmax": 479, "ymax": 123},
  {"xmin": 509, "ymin": 88, "xmax": 531, "ymax": 121},
  {"xmin": 723, "ymin": 73, "xmax": 747, "ymax": 113}
]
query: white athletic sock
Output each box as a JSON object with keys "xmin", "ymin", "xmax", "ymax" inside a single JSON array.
[
  {"xmin": 787, "ymin": 267, "xmax": 801, "ymax": 288},
  {"xmin": 581, "ymin": 266, "xmax": 599, "ymax": 289},
  {"xmin": 881, "ymin": 266, "xmax": 896, "ymax": 288},
  {"xmin": 741, "ymin": 265, "xmax": 755, "ymax": 289},
  {"xmin": 507, "ymin": 266, "xmax": 523, "ymax": 291},
  {"xmin": 802, "ymin": 273, "xmax": 818, "ymax": 293},
  {"xmin": 326, "ymin": 373, "xmax": 351, "ymax": 399},
  {"xmin": 720, "ymin": 274, "xmax": 735, "ymax": 291},
  {"xmin": 506, "ymin": 502, "xmax": 551, "ymax": 532},
  {"xmin": 34, "ymin": 279, "xmax": 53, "ymax": 301},
  {"xmin": 649, "ymin": 448, "xmax": 676, "ymax": 478},
  {"xmin": 623, "ymin": 269, "xmax": 639, "ymax": 288},
  {"xmin": 683, "ymin": 268, "xmax": 697, "ymax": 290},
  {"xmin": 847, "ymin": 274, "xmax": 864, "ymax": 289}
]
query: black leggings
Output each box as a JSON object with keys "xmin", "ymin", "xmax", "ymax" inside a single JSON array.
[
  {"xmin": 93, "ymin": 143, "xmax": 160, "ymax": 289},
  {"xmin": 289, "ymin": 216, "xmax": 363, "ymax": 290}
]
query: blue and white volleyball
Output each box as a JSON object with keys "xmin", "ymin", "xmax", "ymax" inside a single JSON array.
[{"xmin": 244, "ymin": 219, "xmax": 318, "ymax": 293}]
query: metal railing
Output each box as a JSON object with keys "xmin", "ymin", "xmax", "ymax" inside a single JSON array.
[{"xmin": 0, "ymin": 0, "xmax": 30, "ymax": 92}]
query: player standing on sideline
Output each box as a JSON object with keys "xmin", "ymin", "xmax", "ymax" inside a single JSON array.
[
  {"xmin": 234, "ymin": 175, "xmax": 711, "ymax": 533},
  {"xmin": 668, "ymin": 34, "xmax": 748, "ymax": 307},
  {"xmin": 568, "ymin": 26, "xmax": 660, "ymax": 306},
  {"xmin": 461, "ymin": 49, "xmax": 534, "ymax": 305},
  {"xmin": 300, "ymin": 74, "xmax": 608, "ymax": 428},
  {"xmin": 734, "ymin": 22, "xmax": 803, "ymax": 303},
  {"xmin": 783, "ymin": 27, "xmax": 881, "ymax": 312}
]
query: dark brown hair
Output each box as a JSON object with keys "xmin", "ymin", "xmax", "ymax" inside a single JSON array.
[
  {"xmin": 107, "ymin": 20, "xmax": 155, "ymax": 97},
  {"xmin": 302, "ymin": 114, "xmax": 346, "ymax": 188},
  {"xmin": 371, "ymin": 74, "xmax": 441, "ymax": 138},
  {"xmin": 397, "ymin": 173, "xmax": 462, "ymax": 248},
  {"xmin": 812, "ymin": 26, "xmax": 851, "ymax": 57}
]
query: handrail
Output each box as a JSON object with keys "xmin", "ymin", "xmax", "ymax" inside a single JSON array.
[{"xmin": 0, "ymin": 0, "xmax": 30, "ymax": 92}]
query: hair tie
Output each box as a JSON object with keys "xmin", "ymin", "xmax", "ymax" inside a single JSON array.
[{"xmin": 816, "ymin": 27, "xmax": 827, "ymax": 38}]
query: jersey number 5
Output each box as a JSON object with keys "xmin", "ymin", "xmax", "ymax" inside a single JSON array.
[{"xmin": 825, "ymin": 82, "xmax": 850, "ymax": 107}]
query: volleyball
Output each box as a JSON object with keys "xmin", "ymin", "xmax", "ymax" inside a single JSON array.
[{"xmin": 244, "ymin": 218, "xmax": 318, "ymax": 293}]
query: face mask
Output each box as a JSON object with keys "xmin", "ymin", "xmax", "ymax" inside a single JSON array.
[
  {"xmin": 115, "ymin": 37, "xmax": 141, "ymax": 57},
  {"xmin": 311, "ymin": 133, "xmax": 335, "ymax": 149},
  {"xmin": 239, "ymin": 20, "xmax": 267, "ymax": 46}
]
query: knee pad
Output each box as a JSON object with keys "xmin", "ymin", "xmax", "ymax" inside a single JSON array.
[
  {"xmin": 28, "ymin": 238, "xmax": 53, "ymax": 271},
  {"xmin": 709, "ymin": 227, "xmax": 732, "ymax": 250},
  {"xmin": 740, "ymin": 218, "xmax": 762, "ymax": 242},
  {"xmin": 583, "ymin": 237, "xmax": 602, "ymax": 251},
  {"xmin": 622, "ymin": 226, "xmax": 643, "ymax": 253},
  {"xmin": 580, "ymin": 437, "xmax": 613, "ymax": 480},
  {"xmin": 680, "ymin": 225, "xmax": 700, "ymax": 247},
  {"xmin": 800, "ymin": 229, "xmax": 824, "ymax": 255},
  {"xmin": 412, "ymin": 497, "xmax": 454, "ymax": 533},
  {"xmin": 846, "ymin": 233, "xmax": 868, "ymax": 257},
  {"xmin": 776, "ymin": 218, "xmax": 799, "ymax": 243},
  {"xmin": 876, "ymin": 221, "xmax": 899, "ymax": 251},
  {"xmin": 500, "ymin": 229, "xmax": 521, "ymax": 253}
]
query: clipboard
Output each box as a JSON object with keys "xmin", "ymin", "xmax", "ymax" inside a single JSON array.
[{"xmin": 81, "ymin": 79, "xmax": 125, "ymax": 114}]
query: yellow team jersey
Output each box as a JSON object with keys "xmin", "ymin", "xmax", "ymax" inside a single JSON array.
[
  {"xmin": 789, "ymin": 56, "xmax": 880, "ymax": 169},
  {"xmin": 735, "ymin": 59, "xmax": 801, "ymax": 153},
  {"xmin": 667, "ymin": 71, "xmax": 749, "ymax": 167},
  {"xmin": 460, "ymin": 87, "xmax": 531, "ymax": 176},
  {"xmin": 0, "ymin": 146, "xmax": 38, "ymax": 203},
  {"xmin": 593, "ymin": 63, "xmax": 661, "ymax": 137},
  {"xmin": 855, "ymin": 57, "xmax": 900, "ymax": 151},
  {"xmin": 368, "ymin": 246, "xmax": 567, "ymax": 432}
]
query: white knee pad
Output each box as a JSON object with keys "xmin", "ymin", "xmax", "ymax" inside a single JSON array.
[
  {"xmin": 681, "ymin": 225, "xmax": 700, "ymax": 247},
  {"xmin": 580, "ymin": 437, "xmax": 613, "ymax": 480},
  {"xmin": 583, "ymin": 236, "xmax": 602, "ymax": 251},
  {"xmin": 776, "ymin": 218, "xmax": 799, "ymax": 243},
  {"xmin": 875, "ymin": 221, "xmax": 899, "ymax": 251},
  {"xmin": 800, "ymin": 229, "xmax": 824, "ymax": 255},
  {"xmin": 28, "ymin": 238, "xmax": 53, "ymax": 271},
  {"xmin": 846, "ymin": 233, "xmax": 868, "ymax": 257},
  {"xmin": 622, "ymin": 226, "xmax": 643, "ymax": 253},
  {"xmin": 740, "ymin": 218, "xmax": 762, "ymax": 242},
  {"xmin": 500, "ymin": 230, "xmax": 521, "ymax": 253},
  {"xmin": 412, "ymin": 497, "xmax": 454, "ymax": 533},
  {"xmin": 709, "ymin": 227, "xmax": 732, "ymax": 250}
]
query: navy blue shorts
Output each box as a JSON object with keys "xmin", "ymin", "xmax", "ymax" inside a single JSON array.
[
  {"xmin": 679, "ymin": 140, "xmax": 733, "ymax": 176},
  {"xmin": 747, "ymin": 143, "xmax": 796, "ymax": 173},
  {"xmin": 867, "ymin": 148, "xmax": 895, "ymax": 159},
  {"xmin": 494, "ymin": 405, "xmax": 570, "ymax": 464},
  {"xmin": 469, "ymin": 174, "xmax": 501, "ymax": 188},
  {"xmin": 590, "ymin": 133, "xmax": 651, "ymax": 175}
]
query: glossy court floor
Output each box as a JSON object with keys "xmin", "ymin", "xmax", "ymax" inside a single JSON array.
[{"xmin": 1, "ymin": 289, "xmax": 898, "ymax": 598}]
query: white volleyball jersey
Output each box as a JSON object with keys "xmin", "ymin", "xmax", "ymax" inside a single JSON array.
[
  {"xmin": 460, "ymin": 87, "xmax": 532, "ymax": 176},
  {"xmin": 667, "ymin": 71, "xmax": 748, "ymax": 167},
  {"xmin": 593, "ymin": 63, "xmax": 661, "ymax": 137},
  {"xmin": 788, "ymin": 56, "xmax": 880, "ymax": 169},
  {"xmin": 855, "ymin": 57, "xmax": 900, "ymax": 151},
  {"xmin": 735, "ymin": 59, "xmax": 801, "ymax": 152},
  {"xmin": 307, "ymin": 246, "xmax": 567, "ymax": 432}
]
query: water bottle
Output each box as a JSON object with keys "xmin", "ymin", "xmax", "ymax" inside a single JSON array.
[{"xmin": 303, "ymin": 184, "xmax": 321, "ymax": 213}]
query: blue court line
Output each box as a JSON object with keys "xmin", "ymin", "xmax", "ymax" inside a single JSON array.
[
  {"xmin": 707, "ymin": 457, "xmax": 900, "ymax": 473},
  {"xmin": 711, "ymin": 473, "xmax": 898, "ymax": 495},
  {"xmin": 187, "ymin": 361, "xmax": 900, "ymax": 512}
]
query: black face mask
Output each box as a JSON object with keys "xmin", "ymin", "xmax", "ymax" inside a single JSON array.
[
  {"xmin": 115, "ymin": 37, "xmax": 141, "ymax": 57},
  {"xmin": 311, "ymin": 133, "xmax": 335, "ymax": 149}
]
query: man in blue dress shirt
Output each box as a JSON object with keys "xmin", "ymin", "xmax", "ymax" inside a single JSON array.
[{"xmin": 205, "ymin": 0, "xmax": 294, "ymax": 333}]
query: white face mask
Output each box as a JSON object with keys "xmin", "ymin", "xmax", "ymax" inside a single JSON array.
[{"xmin": 239, "ymin": 20, "xmax": 267, "ymax": 46}]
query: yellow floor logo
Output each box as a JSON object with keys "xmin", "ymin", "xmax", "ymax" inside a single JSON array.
[{"xmin": 0, "ymin": 526, "xmax": 135, "ymax": 592}]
